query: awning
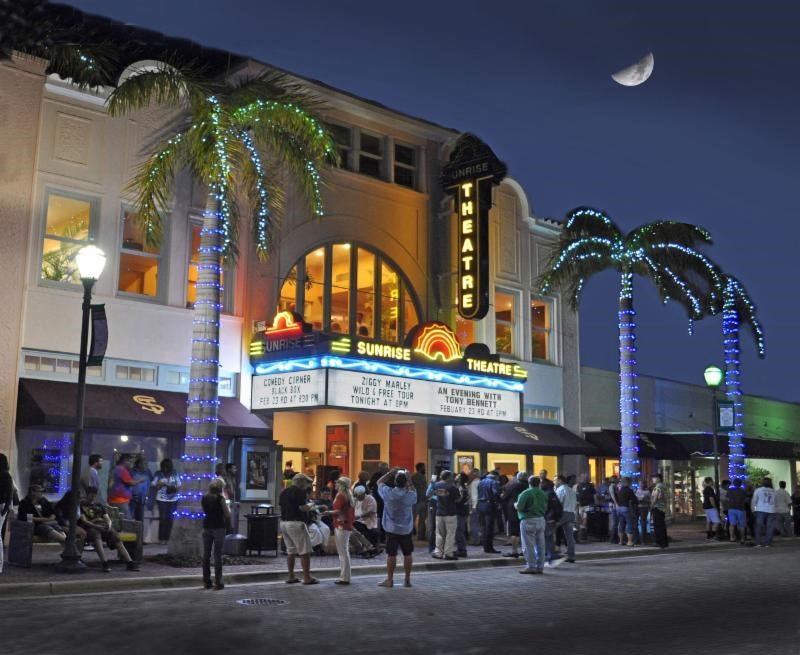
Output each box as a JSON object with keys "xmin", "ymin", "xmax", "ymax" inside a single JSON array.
[
  {"xmin": 17, "ymin": 378, "xmax": 271, "ymax": 438},
  {"xmin": 585, "ymin": 430, "xmax": 691, "ymax": 460},
  {"xmin": 671, "ymin": 433, "xmax": 798, "ymax": 460},
  {"xmin": 452, "ymin": 423, "xmax": 597, "ymax": 456}
]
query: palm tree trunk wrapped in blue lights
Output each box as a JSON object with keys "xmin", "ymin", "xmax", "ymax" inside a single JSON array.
[
  {"xmin": 538, "ymin": 206, "xmax": 723, "ymax": 486},
  {"xmin": 721, "ymin": 277, "xmax": 765, "ymax": 483},
  {"xmin": 108, "ymin": 64, "xmax": 338, "ymax": 556}
]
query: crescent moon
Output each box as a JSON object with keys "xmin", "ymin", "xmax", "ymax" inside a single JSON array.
[{"xmin": 612, "ymin": 52, "xmax": 654, "ymax": 87}]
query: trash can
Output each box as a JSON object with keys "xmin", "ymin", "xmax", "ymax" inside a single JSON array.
[
  {"xmin": 245, "ymin": 505, "xmax": 279, "ymax": 556},
  {"xmin": 223, "ymin": 533, "xmax": 247, "ymax": 556}
]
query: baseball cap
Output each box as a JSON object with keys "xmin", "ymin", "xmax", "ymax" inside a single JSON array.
[{"xmin": 292, "ymin": 473, "xmax": 313, "ymax": 483}]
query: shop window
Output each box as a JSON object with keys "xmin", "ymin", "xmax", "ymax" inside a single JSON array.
[
  {"xmin": 533, "ymin": 455, "xmax": 559, "ymax": 479},
  {"xmin": 523, "ymin": 405, "xmax": 560, "ymax": 424},
  {"xmin": 495, "ymin": 289, "xmax": 516, "ymax": 356},
  {"xmin": 358, "ymin": 132, "xmax": 383, "ymax": 179},
  {"xmin": 165, "ymin": 370, "xmax": 189, "ymax": 386},
  {"xmin": 531, "ymin": 296, "xmax": 554, "ymax": 362},
  {"xmin": 326, "ymin": 123, "xmax": 352, "ymax": 170},
  {"xmin": 40, "ymin": 190, "xmax": 96, "ymax": 285},
  {"xmin": 118, "ymin": 208, "xmax": 161, "ymax": 299},
  {"xmin": 187, "ymin": 221, "xmax": 232, "ymax": 312},
  {"xmin": 394, "ymin": 143, "xmax": 417, "ymax": 189},
  {"xmin": 279, "ymin": 244, "xmax": 420, "ymax": 344},
  {"xmin": 115, "ymin": 364, "xmax": 156, "ymax": 383}
]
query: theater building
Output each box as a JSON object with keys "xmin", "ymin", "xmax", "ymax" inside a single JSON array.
[{"xmin": 0, "ymin": 6, "xmax": 588, "ymax": 519}]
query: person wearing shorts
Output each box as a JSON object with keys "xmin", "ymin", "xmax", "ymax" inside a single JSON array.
[
  {"xmin": 702, "ymin": 477, "xmax": 721, "ymax": 540},
  {"xmin": 279, "ymin": 473, "xmax": 317, "ymax": 585},
  {"xmin": 725, "ymin": 479, "xmax": 748, "ymax": 544},
  {"xmin": 377, "ymin": 467, "xmax": 417, "ymax": 588}
]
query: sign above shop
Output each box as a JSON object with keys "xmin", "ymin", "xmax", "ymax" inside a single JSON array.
[
  {"xmin": 440, "ymin": 134, "xmax": 507, "ymax": 321},
  {"xmin": 250, "ymin": 317, "xmax": 527, "ymax": 382}
]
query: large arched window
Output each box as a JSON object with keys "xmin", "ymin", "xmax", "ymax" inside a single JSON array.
[{"xmin": 279, "ymin": 243, "xmax": 420, "ymax": 343}]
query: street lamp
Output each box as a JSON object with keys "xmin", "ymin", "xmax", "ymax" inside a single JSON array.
[
  {"xmin": 56, "ymin": 245, "xmax": 106, "ymax": 573},
  {"xmin": 703, "ymin": 364, "xmax": 723, "ymax": 509}
]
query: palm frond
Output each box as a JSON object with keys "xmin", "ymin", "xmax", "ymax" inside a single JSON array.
[
  {"xmin": 563, "ymin": 206, "xmax": 624, "ymax": 242},
  {"xmin": 725, "ymin": 276, "xmax": 766, "ymax": 357},
  {"xmin": 107, "ymin": 62, "xmax": 213, "ymax": 116},
  {"xmin": 39, "ymin": 40, "xmax": 118, "ymax": 88},
  {"xmin": 225, "ymin": 70, "xmax": 324, "ymax": 111},
  {"xmin": 628, "ymin": 221, "xmax": 712, "ymax": 250}
]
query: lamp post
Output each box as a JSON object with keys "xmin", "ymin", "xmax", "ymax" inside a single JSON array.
[
  {"xmin": 703, "ymin": 364, "xmax": 724, "ymax": 505},
  {"xmin": 57, "ymin": 245, "xmax": 106, "ymax": 573}
]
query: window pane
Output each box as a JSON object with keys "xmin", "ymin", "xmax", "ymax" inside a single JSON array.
[
  {"xmin": 304, "ymin": 248, "xmax": 326, "ymax": 330},
  {"xmin": 394, "ymin": 144, "xmax": 415, "ymax": 167},
  {"xmin": 118, "ymin": 252, "xmax": 159, "ymax": 296},
  {"xmin": 455, "ymin": 316, "xmax": 474, "ymax": 348},
  {"xmin": 394, "ymin": 166, "xmax": 415, "ymax": 189},
  {"xmin": 359, "ymin": 155, "xmax": 381, "ymax": 178},
  {"xmin": 360, "ymin": 133, "xmax": 382, "ymax": 156},
  {"xmin": 531, "ymin": 300, "xmax": 548, "ymax": 330},
  {"xmin": 45, "ymin": 194, "xmax": 90, "ymax": 240},
  {"xmin": 326, "ymin": 123, "xmax": 351, "ymax": 148},
  {"xmin": 279, "ymin": 264, "xmax": 298, "ymax": 313},
  {"xmin": 121, "ymin": 209, "xmax": 159, "ymax": 254},
  {"xmin": 356, "ymin": 249, "xmax": 375, "ymax": 338},
  {"xmin": 330, "ymin": 244, "xmax": 350, "ymax": 333},
  {"xmin": 402, "ymin": 283, "xmax": 418, "ymax": 339},
  {"xmin": 531, "ymin": 298, "xmax": 551, "ymax": 361},
  {"xmin": 41, "ymin": 238, "xmax": 79, "ymax": 283},
  {"xmin": 381, "ymin": 262, "xmax": 399, "ymax": 342},
  {"xmin": 495, "ymin": 290, "xmax": 515, "ymax": 355},
  {"xmin": 532, "ymin": 332, "xmax": 548, "ymax": 360}
]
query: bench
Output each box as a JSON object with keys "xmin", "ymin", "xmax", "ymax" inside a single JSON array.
[{"xmin": 7, "ymin": 511, "xmax": 143, "ymax": 568}]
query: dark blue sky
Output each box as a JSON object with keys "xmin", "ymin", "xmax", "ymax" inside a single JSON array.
[{"xmin": 66, "ymin": 0, "xmax": 799, "ymax": 402}]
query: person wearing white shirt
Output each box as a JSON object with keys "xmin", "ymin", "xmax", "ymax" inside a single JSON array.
[
  {"xmin": 774, "ymin": 481, "xmax": 793, "ymax": 536},
  {"xmin": 468, "ymin": 469, "xmax": 482, "ymax": 546},
  {"xmin": 554, "ymin": 475, "xmax": 577, "ymax": 562},
  {"xmin": 751, "ymin": 478, "xmax": 777, "ymax": 547}
]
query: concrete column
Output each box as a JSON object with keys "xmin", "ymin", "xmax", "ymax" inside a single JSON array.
[{"xmin": 0, "ymin": 54, "xmax": 46, "ymax": 461}]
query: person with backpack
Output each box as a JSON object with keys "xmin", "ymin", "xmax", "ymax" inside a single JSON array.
[
  {"xmin": 477, "ymin": 471, "xmax": 501, "ymax": 553},
  {"xmin": 544, "ymin": 482, "xmax": 564, "ymax": 565},
  {"xmin": 431, "ymin": 471, "xmax": 459, "ymax": 560},
  {"xmin": 575, "ymin": 473, "xmax": 596, "ymax": 542},
  {"xmin": 500, "ymin": 472, "xmax": 527, "ymax": 558}
]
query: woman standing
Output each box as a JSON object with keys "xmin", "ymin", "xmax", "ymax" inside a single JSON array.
[
  {"xmin": 151, "ymin": 458, "xmax": 180, "ymax": 544},
  {"xmin": 201, "ymin": 478, "xmax": 230, "ymax": 590},
  {"xmin": 130, "ymin": 454, "xmax": 152, "ymax": 523},
  {"xmin": 330, "ymin": 476, "xmax": 355, "ymax": 585}
]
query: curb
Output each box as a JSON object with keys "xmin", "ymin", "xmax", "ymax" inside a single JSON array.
[{"xmin": 2, "ymin": 539, "xmax": 796, "ymax": 598}]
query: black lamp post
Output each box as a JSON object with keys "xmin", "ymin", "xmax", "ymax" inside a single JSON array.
[
  {"xmin": 56, "ymin": 245, "xmax": 106, "ymax": 573},
  {"xmin": 703, "ymin": 364, "xmax": 724, "ymax": 503}
]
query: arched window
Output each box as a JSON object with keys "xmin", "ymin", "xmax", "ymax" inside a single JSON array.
[{"xmin": 279, "ymin": 243, "xmax": 420, "ymax": 343}]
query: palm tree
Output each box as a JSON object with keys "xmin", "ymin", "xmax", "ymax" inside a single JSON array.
[
  {"xmin": 718, "ymin": 276, "xmax": 765, "ymax": 482},
  {"xmin": 107, "ymin": 63, "xmax": 337, "ymax": 555},
  {"xmin": 537, "ymin": 206, "xmax": 723, "ymax": 484}
]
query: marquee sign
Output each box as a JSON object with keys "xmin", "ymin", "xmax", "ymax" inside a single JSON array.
[{"xmin": 441, "ymin": 134, "xmax": 507, "ymax": 321}]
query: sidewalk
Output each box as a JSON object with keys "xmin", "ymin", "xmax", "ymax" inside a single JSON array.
[{"xmin": 2, "ymin": 523, "xmax": 796, "ymax": 598}]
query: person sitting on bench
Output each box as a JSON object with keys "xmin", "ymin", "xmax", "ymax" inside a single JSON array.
[
  {"xmin": 17, "ymin": 484, "xmax": 66, "ymax": 544},
  {"xmin": 79, "ymin": 486, "xmax": 139, "ymax": 572}
]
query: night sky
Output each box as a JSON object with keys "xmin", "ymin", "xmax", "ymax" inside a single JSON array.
[{"xmin": 64, "ymin": 0, "xmax": 800, "ymax": 403}]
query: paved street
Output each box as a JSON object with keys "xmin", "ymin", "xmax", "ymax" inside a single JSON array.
[{"xmin": 4, "ymin": 543, "xmax": 799, "ymax": 655}]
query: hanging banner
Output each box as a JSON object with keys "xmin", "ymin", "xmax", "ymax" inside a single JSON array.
[{"xmin": 87, "ymin": 304, "xmax": 108, "ymax": 366}]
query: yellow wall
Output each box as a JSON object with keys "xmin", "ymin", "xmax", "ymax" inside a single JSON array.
[
  {"xmin": 532, "ymin": 455, "xmax": 558, "ymax": 478},
  {"xmin": 488, "ymin": 452, "xmax": 527, "ymax": 476},
  {"xmin": 273, "ymin": 409, "xmax": 428, "ymax": 477}
]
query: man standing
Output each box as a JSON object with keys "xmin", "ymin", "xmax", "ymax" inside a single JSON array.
[
  {"xmin": 108, "ymin": 454, "xmax": 143, "ymax": 519},
  {"xmin": 701, "ymin": 477, "xmax": 722, "ymax": 540},
  {"xmin": 368, "ymin": 462, "xmax": 389, "ymax": 542},
  {"xmin": 477, "ymin": 470, "xmax": 501, "ymax": 553},
  {"xmin": 575, "ymin": 473, "xmax": 596, "ymax": 543},
  {"xmin": 501, "ymin": 472, "xmax": 527, "ymax": 558},
  {"xmin": 774, "ymin": 481, "xmax": 792, "ymax": 536},
  {"xmin": 432, "ymin": 470, "xmax": 459, "ymax": 560},
  {"xmin": 751, "ymin": 478, "xmax": 777, "ymax": 547},
  {"xmin": 538, "ymin": 469, "xmax": 552, "ymax": 491},
  {"xmin": 725, "ymin": 479, "xmax": 748, "ymax": 544},
  {"xmin": 201, "ymin": 478, "xmax": 231, "ymax": 590},
  {"xmin": 517, "ymin": 476, "xmax": 548, "ymax": 574},
  {"xmin": 410, "ymin": 462, "xmax": 428, "ymax": 539},
  {"xmin": 554, "ymin": 475, "xmax": 577, "ymax": 562},
  {"xmin": 79, "ymin": 454, "xmax": 104, "ymax": 501},
  {"xmin": 650, "ymin": 474, "xmax": 668, "ymax": 548},
  {"xmin": 279, "ymin": 473, "xmax": 317, "ymax": 585},
  {"xmin": 607, "ymin": 475, "xmax": 621, "ymax": 544},
  {"xmin": 468, "ymin": 469, "xmax": 482, "ymax": 546},
  {"xmin": 377, "ymin": 467, "xmax": 417, "ymax": 588}
]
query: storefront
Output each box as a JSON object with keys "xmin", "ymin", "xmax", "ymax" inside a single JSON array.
[
  {"xmin": 15, "ymin": 378, "xmax": 272, "ymax": 504},
  {"xmin": 249, "ymin": 312, "xmax": 527, "ymax": 486}
]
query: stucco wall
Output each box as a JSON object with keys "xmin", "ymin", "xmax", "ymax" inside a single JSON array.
[{"xmin": 0, "ymin": 56, "xmax": 46, "ymax": 457}]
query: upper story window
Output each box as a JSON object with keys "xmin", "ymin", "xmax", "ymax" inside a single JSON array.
[
  {"xmin": 326, "ymin": 123, "xmax": 352, "ymax": 170},
  {"xmin": 40, "ymin": 189, "xmax": 97, "ymax": 284},
  {"xmin": 531, "ymin": 296, "xmax": 554, "ymax": 363},
  {"xmin": 495, "ymin": 289, "xmax": 517, "ymax": 356},
  {"xmin": 279, "ymin": 243, "xmax": 420, "ymax": 343},
  {"xmin": 358, "ymin": 132, "xmax": 383, "ymax": 179},
  {"xmin": 117, "ymin": 208, "xmax": 162, "ymax": 299},
  {"xmin": 393, "ymin": 143, "xmax": 417, "ymax": 189},
  {"xmin": 187, "ymin": 220, "xmax": 233, "ymax": 313}
]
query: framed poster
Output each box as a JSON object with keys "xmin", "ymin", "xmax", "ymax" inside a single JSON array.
[
  {"xmin": 363, "ymin": 443, "xmax": 381, "ymax": 461},
  {"xmin": 457, "ymin": 455, "xmax": 475, "ymax": 475},
  {"xmin": 326, "ymin": 424, "xmax": 351, "ymax": 476},
  {"xmin": 240, "ymin": 442, "xmax": 274, "ymax": 501}
]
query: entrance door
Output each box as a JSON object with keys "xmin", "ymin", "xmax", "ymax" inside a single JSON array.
[
  {"xmin": 389, "ymin": 423, "xmax": 415, "ymax": 471},
  {"xmin": 326, "ymin": 424, "xmax": 350, "ymax": 476}
]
